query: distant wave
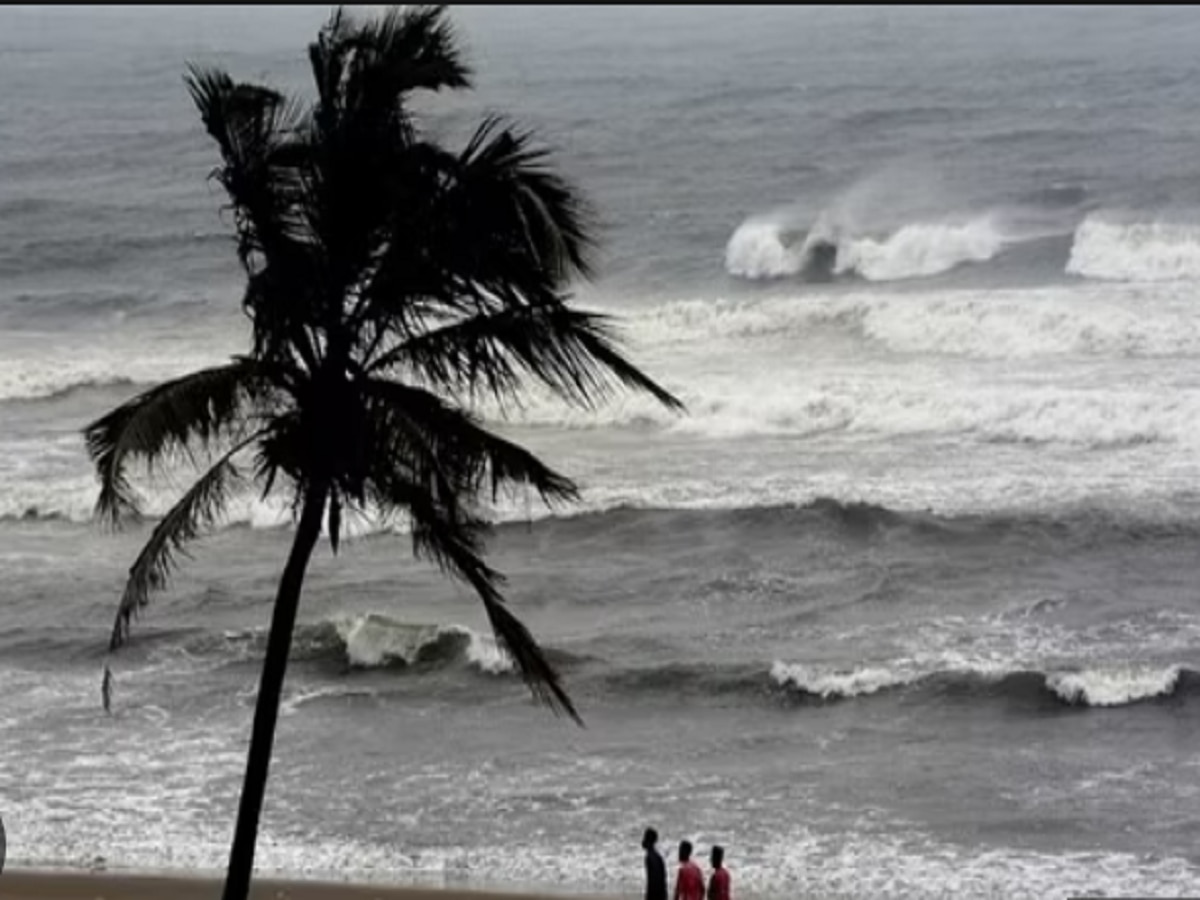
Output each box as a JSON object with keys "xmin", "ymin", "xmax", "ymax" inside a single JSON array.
[
  {"xmin": 479, "ymin": 297, "xmax": 1200, "ymax": 443},
  {"xmin": 221, "ymin": 614, "xmax": 515, "ymax": 675},
  {"xmin": 524, "ymin": 499, "xmax": 1200, "ymax": 549},
  {"xmin": 770, "ymin": 661, "xmax": 911, "ymax": 698},
  {"xmin": 0, "ymin": 490, "xmax": 298, "ymax": 530},
  {"xmin": 837, "ymin": 217, "xmax": 1012, "ymax": 281},
  {"xmin": 723, "ymin": 218, "xmax": 809, "ymax": 280},
  {"xmin": 279, "ymin": 685, "xmax": 383, "ymax": 715},
  {"xmin": 0, "ymin": 287, "xmax": 200, "ymax": 320},
  {"xmin": 1043, "ymin": 667, "xmax": 1185, "ymax": 707},
  {"xmin": 600, "ymin": 661, "xmax": 767, "ymax": 698},
  {"xmin": 665, "ymin": 381, "xmax": 1185, "ymax": 446},
  {"xmin": 10, "ymin": 486, "xmax": 1200, "ymax": 559},
  {"xmin": 0, "ymin": 229, "xmax": 230, "ymax": 278},
  {"xmin": 9, "ymin": 593, "xmax": 1195, "ymax": 713},
  {"xmin": 334, "ymin": 614, "xmax": 512, "ymax": 673},
  {"xmin": 0, "ymin": 615, "xmax": 517, "ymax": 677},
  {"xmin": 9, "ymin": 279, "xmax": 1200, "ymax": 466},
  {"xmin": 770, "ymin": 660, "xmax": 1198, "ymax": 708},
  {"xmin": 0, "ymin": 376, "xmax": 141, "ymax": 405},
  {"xmin": 0, "ymin": 508, "xmax": 74, "ymax": 525},
  {"xmin": 257, "ymin": 648, "xmax": 1200, "ymax": 711},
  {"xmin": 1067, "ymin": 214, "xmax": 1200, "ymax": 282},
  {"xmin": 0, "ymin": 341, "xmax": 232, "ymax": 403},
  {"xmin": 725, "ymin": 213, "xmax": 1018, "ymax": 282},
  {"xmin": 14, "ymin": 281, "xmax": 1200, "ymax": 413},
  {"xmin": 0, "ymin": 366, "xmax": 150, "ymax": 404},
  {"xmin": 543, "ymin": 654, "xmax": 1200, "ymax": 710},
  {"xmin": 625, "ymin": 279, "xmax": 1200, "ymax": 357}
]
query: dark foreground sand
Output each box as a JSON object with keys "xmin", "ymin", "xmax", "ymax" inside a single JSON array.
[{"xmin": 0, "ymin": 871, "xmax": 615, "ymax": 900}]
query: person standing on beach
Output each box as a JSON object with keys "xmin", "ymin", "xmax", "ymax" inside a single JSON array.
[
  {"xmin": 707, "ymin": 846, "xmax": 731, "ymax": 900},
  {"xmin": 674, "ymin": 840, "xmax": 705, "ymax": 900},
  {"xmin": 643, "ymin": 828, "xmax": 667, "ymax": 900}
]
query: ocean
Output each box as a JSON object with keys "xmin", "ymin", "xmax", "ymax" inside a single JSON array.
[{"xmin": 2, "ymin": 5, "xmax": 1200, "ymax": 898}]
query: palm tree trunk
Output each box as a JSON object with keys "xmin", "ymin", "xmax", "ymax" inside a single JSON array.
[{"xmin": 222, "ymin": 482, "xmax": 328, "ymax": 900}]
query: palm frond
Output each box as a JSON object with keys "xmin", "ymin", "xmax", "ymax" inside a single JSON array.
[
  {"xmin": 372, "ymin": 476, "xmax": 578, "ymax": 722},
  {"xmin": 371, "ymin": 301, "xmax": 682, "ymax": 412},
  {"xmin": 346, "ymin": 5, "xmax": 471, "ymax": 101},
  {"xmin": 241, "ymin": 256, "xmax": 325, "ymax": 369},
  {"xmin": 309, "ymin": 6, "xmax": 351, "ymax": 120},
  {"xmin": 364, "ymin": 378, "xmax": 578, "ymax": 505},
  {"xmin": 360, "ymin": 123, "xmax": 594, "ymax": 333},
  {"xmin": 311, "ymin": 6, "xmax": 469, "ymax": 116},
  {"xmin": 84, "ymin": 359, "xmax": 269, "ymax": 526},
  {"xmin": 302, "ymin": 8, "xmax": 471, "ymax": 330},
  {"xmin": 109, "ymin": 440, "xmax": 254, "ymax": 651},
  {"xmin": 455, "ymin": 117, "xmax": 593, "ymax": 282},
  {"xmin": 306, "ymin": 6, "xmax": 469, "ymax": 242},
  {"xmin": 186, "ymin": 65, "xmax": 310, "ymax": 262},
  {"xmin": 186, "ymin": 65, "xmax": 322, "ymax": 367},
  {"xmin": 186, "ymin": 65, "xmax": 306, "ymax": 180}
]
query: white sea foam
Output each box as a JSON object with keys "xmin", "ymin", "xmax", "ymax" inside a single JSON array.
[
  {"xmin": 624, "ymin": 283, "xmax": 1200, "ymax": 358},
  {"xmin": 8, "ymin": 381, "xmax": 1198, "ymax": 527},
  {"xmin": 9, "ymin": 277, "xmax": 1200, "ymax": 529},
  {"xmin": 773, "ymin": 658, "xmax": 1191, "ymax": 708},
  {"xmin": 725, "ymin": 213, "xmax": 1014, "ymax": 282},
  {"xmin": 1068, "ymin": 214, "xmax": 1200, "ymax": 281},
  {"xmin": 836, "ymin": 216, "xmax": 1011, "ymax": 281},
  {"xmin": 481, "ymin": 346, "xmax": 1200, "ymax": 449},
  {"xmin": 279, "ymin": 685, "xmax": 380, "ymax": 716},
  {"xmin": 4, "ymin": 665, "xmax": 1198, "ymax": 900},
  {"xmin": 723, "ymin": 216, "xmax": 806, "ymax": 279},
  {"xmin": 0, "ymin": 327, "xmax": 237, "ymax": 402},
  {"xmin": 464, "ymin": 628, "xmax": 515, "ymax": 674},
  {"xmin": 11, "ymin": 796, "xmax": 1200, "ymax": 900},
  {"xmin": 749, "ymin": 825, "xmax": 1200, "ymax": 900},
  {"xmin": 770, "ymin": 661, "xmax": 917, "ymax": 697},
  {"xmin": 512, "ymin": 283, "xmax": 1200, "ymax": 447},
  {"xmin": 333, "ymin": 614, "xmax": 512, "ymax": 673},
  {"xmin": 1046, "ymin": 665, "xmax": 1182, "ymax": 707}
]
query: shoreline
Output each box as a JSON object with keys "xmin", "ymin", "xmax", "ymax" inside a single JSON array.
[{"xmin": 0, "ymin": 870, "xmax": 622, "ymax": 900}]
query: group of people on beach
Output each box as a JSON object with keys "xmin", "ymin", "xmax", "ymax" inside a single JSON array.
[{"xmin": 642, "ymin": 828, "xmax": 731, "ymax": 900}]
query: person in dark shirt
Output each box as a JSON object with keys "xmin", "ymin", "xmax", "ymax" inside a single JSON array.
[
  {"xmin": 643, "ymin": 827, "xmax": 667, "ymax": 900},
  {"xmin": 707, "ymin": 845, "xmax": 731, "ymax": 900}
]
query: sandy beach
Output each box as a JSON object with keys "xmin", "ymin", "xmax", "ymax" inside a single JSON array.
[{"xmin": 0, "ymin": 872, "xmax": 613, "ymax": 900}]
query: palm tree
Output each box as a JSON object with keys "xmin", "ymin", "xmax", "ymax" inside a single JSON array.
[{"xmin": 84, "ymin": 7, "xmax": 680, "ymax": 900}]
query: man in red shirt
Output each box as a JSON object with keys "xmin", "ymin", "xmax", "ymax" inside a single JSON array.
[
  {"xmin": 673, "ymin": 841, "xmax": 705, "ymax": 900},
  {"xmin": 707, "ymin": 845, "xmax": 731, "ymax": 900}
]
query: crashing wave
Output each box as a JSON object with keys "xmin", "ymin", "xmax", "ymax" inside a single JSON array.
[
  {"xmin": 1067, "ymin": 215, "xmax": 1200, "ymax": 282},
  {"xmin": 836, "ymin": 217, "xmax": 1011, "ymax": 281},
  {"xmin": 332, "ymin": 614, "xmax": 513, "ymax": 673},
  {"xmin": 623, "ymin": 283, "xmax": 1200, "ymax": 360},
  {"xmin": 770, "ymin": 659, "xmax": 1194, "ymax": 707},
  {"xmin": 770, "ymin": 661, "xmax": 915, "ymax": 697},
  {"xmin": 1045, "ymin": 665, "xmax": 1183, "ymax": 707},
  {"xmin": 0, "ymin": 336, "xmax": 232, "ymax": 403},
  {"xmin": 723, "ymin": 218, "xmax": 809, "ymax": 279},
  {"xmin": 725, "ymin": 214, "xmax": 1015, "ymax": 282},
  {"xmin": 220, "ymin": 614, "xmax": 514, "ymax": 674}
]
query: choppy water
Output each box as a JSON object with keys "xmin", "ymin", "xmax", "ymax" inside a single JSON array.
[{"xmin": 3, "ymin": 6, "xmax": 1200, "ymax": 898}]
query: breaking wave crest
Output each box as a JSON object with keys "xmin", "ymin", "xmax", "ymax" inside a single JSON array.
[
  {"xmin": 770, "ymin": 661, "xmax": 1196, "ymax": 708},
  {"xmin": 1068, "ymin": 214, "xmax": 1200, "ymax": 282},
  {"xmin": 725, "ymin": 214, "xmax": 1015, "ymax": 282},
  {"xmin": 221, "ymin": 614, "xmax": 514, "ymax": 675}
]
